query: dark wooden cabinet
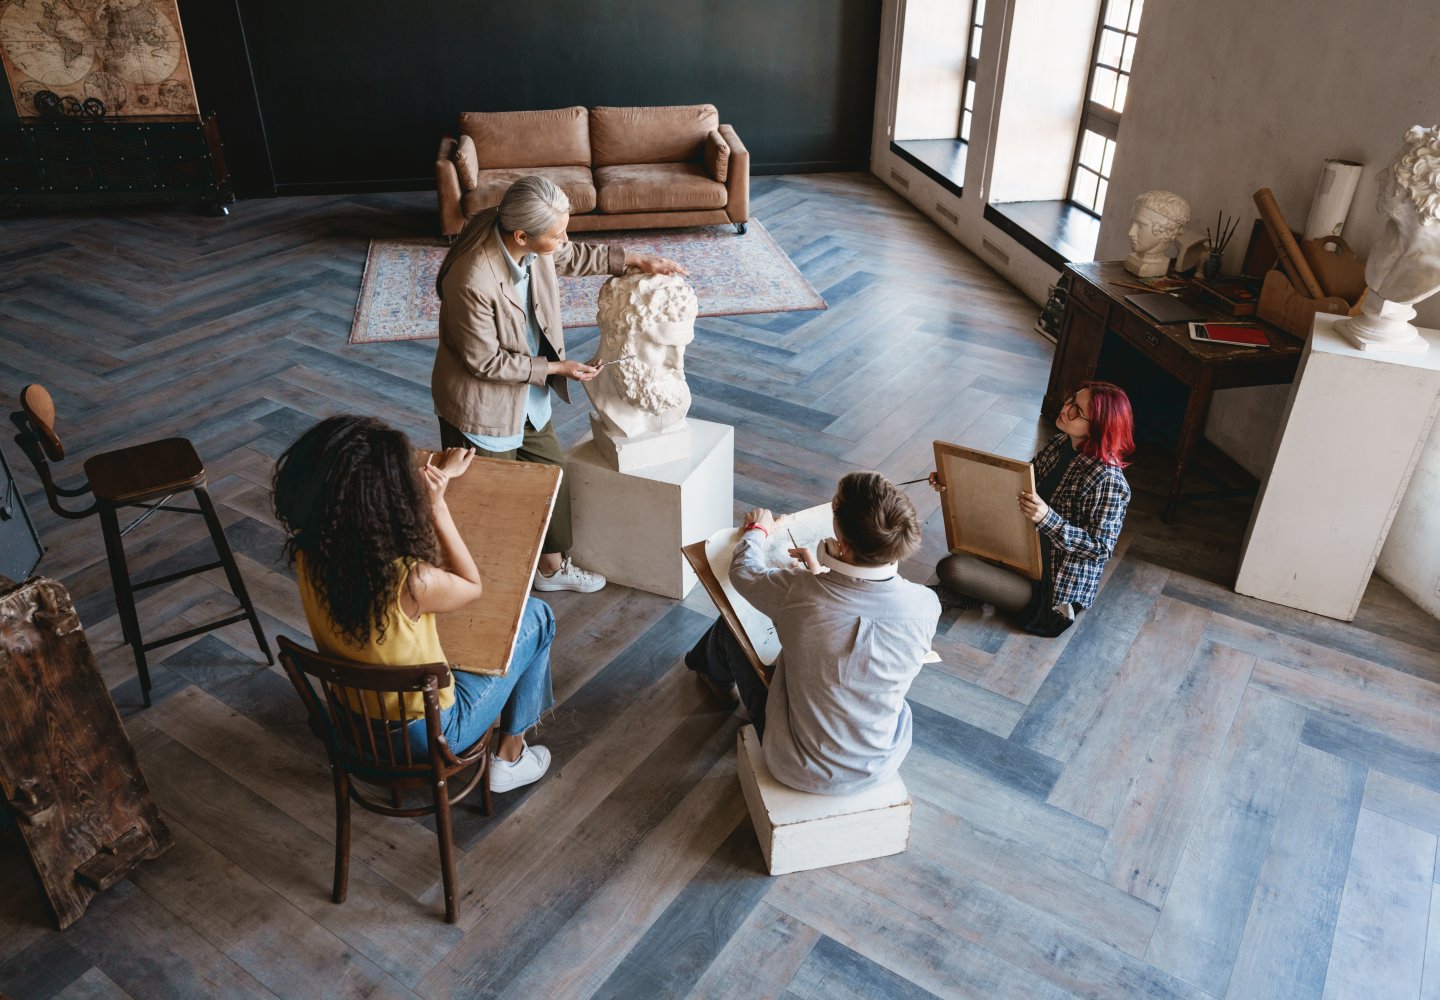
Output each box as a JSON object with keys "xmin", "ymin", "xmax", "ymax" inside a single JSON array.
[
  {"xmin": 1046, "ymin": 261, "xmax": 1305, "ymax": 520},
  {"xmin": 1045, "ymin": 275, "xmax": 1109, "ymax": 417},
  {"xmin": 0, "ymin": 114, "xmax": 233, "ymax": 214}
]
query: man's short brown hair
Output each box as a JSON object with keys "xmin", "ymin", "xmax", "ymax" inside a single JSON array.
[{"xmin": 832, "ymin": 471, "xmax": 922, "ymax": 566}]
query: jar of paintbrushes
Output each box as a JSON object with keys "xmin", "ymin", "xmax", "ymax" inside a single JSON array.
[{"xmin": 1202, "ymin": 212, "xmax": 1240, "ymax": 279}]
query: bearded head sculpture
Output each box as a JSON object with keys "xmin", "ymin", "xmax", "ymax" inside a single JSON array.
[{"xmin": 586, "ymin": 273, "xmax": 699, "ymax": 441}]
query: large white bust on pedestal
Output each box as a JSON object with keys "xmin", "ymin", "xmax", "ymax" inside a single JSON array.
[
  {"xmin": 1125, "ymin": 190, "xmax": 1190, "ymax": 277},
  {"xmin": 1337, "ymin": 125, "xmax": 1440, "ymax": 354},
  {"xmin": 585, "ymin": 272, "xmax": 699, "ymax": 469}
]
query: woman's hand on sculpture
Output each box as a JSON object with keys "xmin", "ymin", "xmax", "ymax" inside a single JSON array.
[
  {"xmin": 742, "ymin": 507, "xmax": 776, "ymax": 533},
  {"xmin": 1019, "ymin": 490, "xmax": 1050, "ymax": 524},
  {"xmin": 430, "ymin": 447, "xmax": 475, "ymax": 481},
  {"xmin": 788, "ymin": 546, "xmax": 821, "ymax": 573},
  {"xmin": 625, "ymin": 251, "xmax": 689, "ymax": 276},
  {"xmin": 928, "ymin": 470, "xmax": 945, "ymax": 493},
  {"xmin": 552, "ymin": 358, "xmax": 600, "ymax": 382}
]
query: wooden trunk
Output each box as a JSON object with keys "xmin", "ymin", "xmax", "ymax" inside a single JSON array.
[{"xmin": 0, "ymin": 576, "xmax": 172, "ymax": 929}]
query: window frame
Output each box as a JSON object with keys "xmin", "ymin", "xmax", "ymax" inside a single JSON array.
[
  {"xmin": 957, "ymin": 0, "xmax": 986, "ymax": 142},
  {"xmin": 1067, "ymin": 0, "xmax": 1141, "ymax": 218}
]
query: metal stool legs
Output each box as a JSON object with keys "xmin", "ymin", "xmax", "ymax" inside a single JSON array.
[
  {"xmin": 97, "ymin": 484, "xmax": 273, "ymax": 708},
  {"xmin": 98, "ymin": 504, "xmax": 151, "ymax": 701},
  {"xmin": 194, "ymin": 485, "xmax": 274, "ymax": 667}
]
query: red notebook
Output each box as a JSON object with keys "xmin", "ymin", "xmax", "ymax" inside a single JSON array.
[{"xmin": 1188, "ymin": 322, "xmax": 1270, "ymax": 348}]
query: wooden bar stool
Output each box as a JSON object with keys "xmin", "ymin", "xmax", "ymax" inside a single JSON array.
[{"xmin": 11, "ymin": 384, "xmax": 273, "ymax": 706}]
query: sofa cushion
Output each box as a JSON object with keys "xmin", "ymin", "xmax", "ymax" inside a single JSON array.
[
  {"xmin": 453, "ymin": 134, "xmax": 479, "ymax": 190},
  {"xmin": 590, "ymin": 105, "xmax": 720, "ymax": 167},
  {"xmin": 704, "ymin": 129, "xmax": 730, "ymax": 183},
  {"xmin": 460, "ymin": 107, "xmax": 590, "ymax": 169},
  {"xmin": 594, "ymin": 163, "xmax": 727, "ymax": 214},
  {"xmin": 463, "ymin": 165, "xmax": 598, "ymax": 220}
]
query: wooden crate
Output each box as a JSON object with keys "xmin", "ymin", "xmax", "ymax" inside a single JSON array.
[{"xmin": 736, "ymin": 725, "xmax": 910, "ymax": 876}]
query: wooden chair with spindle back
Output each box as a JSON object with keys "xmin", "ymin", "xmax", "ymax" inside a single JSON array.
[
  {"xmin": 10, "ymin": 383, "xmax": 272, "ymax": 705},
  {"xmin": 276, "ymin": 635, "xmax": 496, "ymax": 924}
]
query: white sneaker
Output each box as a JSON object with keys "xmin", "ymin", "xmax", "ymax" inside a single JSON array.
[
  {"xmin": 533, "ymin": 555, "xmax": 606, "ymax": 593},
  {"xmin": 489, "ymin": 743, "xmax": 552, "ymax": 793}
]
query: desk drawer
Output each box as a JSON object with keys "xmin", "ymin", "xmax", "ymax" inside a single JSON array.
[
  {"xmin": 1116, "ymin": 309, "xmax": 1192, "ymax": 378},
  {"xmin": 1069, "ymin": 275, "xmax": 1107, "ymax": 317}
]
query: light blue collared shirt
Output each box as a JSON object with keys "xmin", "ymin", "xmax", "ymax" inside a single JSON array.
[{"xmin": 461, "ymin": 229, "xmax": 553, "ymax": 452}]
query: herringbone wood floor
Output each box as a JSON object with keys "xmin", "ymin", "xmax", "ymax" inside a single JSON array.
[{"xmin": 3, "ymin": 174, "xmax": 1440, "ymax": 999}]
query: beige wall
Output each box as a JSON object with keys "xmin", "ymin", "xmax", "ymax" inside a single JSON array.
[{"xmin": 872, "ymin": 0, "xmax": 1440, "ymax": 618}]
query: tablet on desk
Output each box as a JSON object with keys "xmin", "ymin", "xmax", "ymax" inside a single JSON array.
[{"xmin": 1124, "ymin": 292, "xmax": 1208, "ymax": 325}]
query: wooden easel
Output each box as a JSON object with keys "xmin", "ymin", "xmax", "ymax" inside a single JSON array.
[{"xmin": 0, "ymin": 576, "xmax": 172, "ymax": 928}]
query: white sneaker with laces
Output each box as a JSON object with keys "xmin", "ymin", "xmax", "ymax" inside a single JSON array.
[
  {"xmin": 489, "ymin": 743, "xmax": 552, "ymax": 793},
  {"xmin": 532, "ymin": 555, "xmax": 606, "ymax": 593}
]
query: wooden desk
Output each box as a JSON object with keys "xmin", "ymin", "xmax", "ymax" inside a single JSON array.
[{"xmin": 1045, "ymin": 261, "xmax": 1304, "ymax": 521}]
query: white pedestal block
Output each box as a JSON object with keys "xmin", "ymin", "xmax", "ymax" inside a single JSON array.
[
  {"xmin": 589, "ymin": 414, "xmax": 692, "ymax": 472},
  {"xmin": 736, "ymin": 725, "xmax": 911, "ymax": 876},
  {"xmin": 568, "ymin": 419, "xmax": 733, "ymax": 599},
  {"xmin": 1236, "ymin": 314, "xmax": 1440, "ymax": 620}
]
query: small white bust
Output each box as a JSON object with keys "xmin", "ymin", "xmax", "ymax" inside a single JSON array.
[
  {"xmin": 1125, "ymin": 190, "xmax": 1190, "ymax": 277},
  {"xmin": 586, "ymin": 272, "xmax": 698, "ymax": 443},
  {"xmin": 1337, "ymin": 125, "xmax": 1440, "ymax": 353}
]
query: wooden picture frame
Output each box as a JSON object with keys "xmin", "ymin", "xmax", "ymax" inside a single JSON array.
[
  {"xmin": 932, "ymin": 441, "xmax": 1043, "ymax": 580},
  {"xmin": 423, "ymin": 453, "xmax": 560, "ymax": 676}
]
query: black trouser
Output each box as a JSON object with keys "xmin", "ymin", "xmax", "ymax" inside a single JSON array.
[{"xmin": 685, "ymin": 621, "xmax": 771, "ymax": 738}]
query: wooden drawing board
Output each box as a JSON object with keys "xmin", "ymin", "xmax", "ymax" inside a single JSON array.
[
  {"xmin": 422, "ymin": 453, "xmax": 560, "ymax": 676},
  {"xmin": 682, "ymin": 540, "xmax": 770, "ymax": 687},
  {"xmin": 933, "ymin": 441, "xmax": 1043, "ymax": 580}
]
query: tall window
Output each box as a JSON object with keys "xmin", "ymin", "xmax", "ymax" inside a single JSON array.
[
  {"xmin": 1068, "ymin": 0, "xmax": 1143, "ymax": 216},
  {"xmin": 958, "ymin": 0, "xmax": 985, "ymax": 142}
]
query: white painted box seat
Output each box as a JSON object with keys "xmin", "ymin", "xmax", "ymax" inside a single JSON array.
[{"xmin": 736, "ymin": 724, "xmax": 912, "ymax": 876}]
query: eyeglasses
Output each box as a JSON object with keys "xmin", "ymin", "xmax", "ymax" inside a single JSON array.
[{"xmin": 1061, "ymin": 395, "xmax": 1090, "ymax": 421}]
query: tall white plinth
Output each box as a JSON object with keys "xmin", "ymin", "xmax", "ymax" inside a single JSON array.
[
  {"xmin": 568, "ymin": 419, "xmax": 734, "ymax": 599},
  {"xmin": 1235, "ymin": 314, "xmax": 1440, "ymax": 620}
]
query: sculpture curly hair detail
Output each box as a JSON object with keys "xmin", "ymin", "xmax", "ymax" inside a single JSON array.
[{"xmin": 1380, "ymin": 125, "xmax": 1440, "ymax": 225}]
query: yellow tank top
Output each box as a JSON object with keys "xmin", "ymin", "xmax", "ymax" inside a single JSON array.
[{"xmin": 295, "ymin": 554, "xmax": 455, "ymax": 718}]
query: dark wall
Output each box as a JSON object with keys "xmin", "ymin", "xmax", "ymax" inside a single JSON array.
[{"xmin": 181, "ymin": 0, "xmax": 880, "ymax": 194}]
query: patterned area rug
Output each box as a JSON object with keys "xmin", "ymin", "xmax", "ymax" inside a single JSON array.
[{"xmin": 348, "ymin": 219, "xmax": 826, "ymax": 344}]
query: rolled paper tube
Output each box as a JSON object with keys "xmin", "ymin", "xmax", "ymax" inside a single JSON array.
[
  {"xmin": 1302, "ymin": 159, "xmax": 1364, "ymax": 241},
  {"xmin": 1253, "ymin": 187, "xmax": 1326, "ymax": 300}
]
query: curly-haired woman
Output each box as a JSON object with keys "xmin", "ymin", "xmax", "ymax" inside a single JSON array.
[
  {"xmin": 930, "ymin": 380, "xmax": 1134, "ymax": 637},
  {"xmin": 273, "ymin": 415, "xmax": 554, "ymax": 793}
]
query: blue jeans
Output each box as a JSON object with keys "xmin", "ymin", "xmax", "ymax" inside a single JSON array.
[
  {"xmin": 685, "ymin": 620, "xmax": 771, "ymax": 739},
  {"xmin": 406, "ymin": 597, "xmax": 556, "ymax": 757}
]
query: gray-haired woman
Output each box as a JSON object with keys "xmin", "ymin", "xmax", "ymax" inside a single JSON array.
[{"xmin": 431, "ymin": 176, "xmax": 686, "ymax": 592}]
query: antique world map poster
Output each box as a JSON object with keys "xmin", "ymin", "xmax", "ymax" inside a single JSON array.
[{"xmin": 0, "ymin": 0, "xmax": 198, "ymax": 117}]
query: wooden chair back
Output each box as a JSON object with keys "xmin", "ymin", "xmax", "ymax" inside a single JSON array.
[
  {"xmin": 276, "ymin": 636, "xmax": 488, "ymax": 805},
  {"xmin": 20, "ymin": 384, "xmax": 64, "ymax": 461},
  {"xmin": 12, "ymin": 383, "xmax": 94, "ymax": 520}
]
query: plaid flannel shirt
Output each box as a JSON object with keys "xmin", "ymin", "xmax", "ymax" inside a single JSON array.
[{"xmin": 1032, "ymin": 433, "xmax": 1131, "ymax": 609}]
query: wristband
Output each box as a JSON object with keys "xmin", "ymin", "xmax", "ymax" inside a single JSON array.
[{"xmin": 743, "ymin": 522, "xmax": 769, "ymax": 537}]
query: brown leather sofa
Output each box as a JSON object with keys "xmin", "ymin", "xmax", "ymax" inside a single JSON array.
[{"xmin": 435, "ymin": 104, "xmax": 749, "ymax": 238}]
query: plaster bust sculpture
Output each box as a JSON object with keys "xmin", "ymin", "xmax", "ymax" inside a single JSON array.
[
  {"xmin": 1336, "ymin": 125, "xmax": 1440, "ymax": 353},
  {"xmin": 585, "ymin": 272, "xmax": 699, "ymax": 468},
  {"xmin": 1125, "ymin": 190, "xmax": 1191, "ymax": 277}
]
